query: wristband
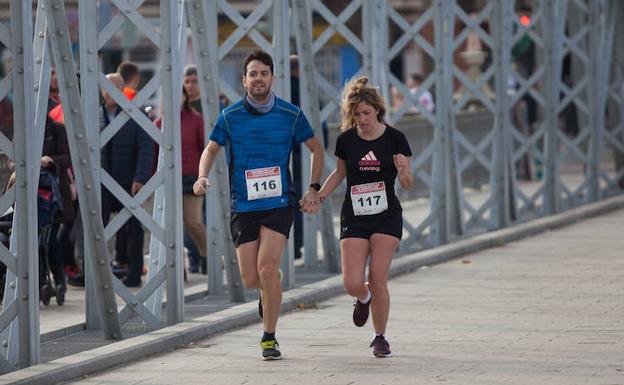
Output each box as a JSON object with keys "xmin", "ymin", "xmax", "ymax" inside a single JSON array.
[{"xmin": 309, "ymin": 183, "xmax": 321, "ymax": 191}]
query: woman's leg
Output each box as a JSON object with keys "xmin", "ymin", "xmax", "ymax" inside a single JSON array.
[
  {"xmin": 182, "ymin": 194, "xmax": 208, "ymax": 257},
  {"xmin": 368, "ymin": 233, "xmax": 399, "ymax": 335}
]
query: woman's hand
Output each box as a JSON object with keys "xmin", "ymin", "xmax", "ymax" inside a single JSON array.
[
  {"xmin": 299, "ymin": 188, "xmax": 320, "ymax": 214},
  {"xmin": 393, "ymin": 154, "xmax": 410, "ymax": 177}
]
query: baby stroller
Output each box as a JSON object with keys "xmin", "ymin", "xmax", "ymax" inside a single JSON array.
[{"xmin": 38, "ymin": 165, "xmax": 65, "ymax": 305}]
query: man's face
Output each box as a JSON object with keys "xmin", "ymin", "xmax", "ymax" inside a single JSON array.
[
  {"xmin": 102, "ymin": 75, "xmax": 124, "ymax": 106},
  {"xmin": 242, "ymin": 60, "xmax": 274, "ymax": 101},
  {"xmin": 183, "ymin": 74, "xmax": 200, "ymax": 100}
]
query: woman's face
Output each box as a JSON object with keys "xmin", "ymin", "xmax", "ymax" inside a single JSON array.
[{"xmin": 353, "ymin": 102, "xmax": 378, "ymax": 131}]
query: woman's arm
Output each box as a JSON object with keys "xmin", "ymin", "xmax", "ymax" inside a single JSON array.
[
  {"xmin": 393, "ymin": 154, "xmax": 413, "ymax": 190},
  {"xmin": 318, "ymin": 158, "xmax": 346, "ymax": 202}
]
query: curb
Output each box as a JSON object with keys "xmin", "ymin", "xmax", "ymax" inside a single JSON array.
[{"xmin": 2, "ymin": 195, "xmax": 623, "ymax": 385}]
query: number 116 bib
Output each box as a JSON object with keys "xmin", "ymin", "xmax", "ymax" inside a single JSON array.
[
  {"xmin": 350, "ymin": 181, "xmax": 388, "ymax": 216},
  {"xmin": 245, "ymin": 166, "xmax": 282, "ymax": 200}
]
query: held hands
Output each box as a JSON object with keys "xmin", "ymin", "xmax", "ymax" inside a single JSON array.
[
  {"xmin": 299, "ymin": 189, "xmax": 320, "ymax": 214},
  {"xmin": 393, "ymin": 154, "xmax": 410, "ymax": 177},
  {"xmin": 193, "ymin": 176, "xmax": 211, "ymax": 195}
]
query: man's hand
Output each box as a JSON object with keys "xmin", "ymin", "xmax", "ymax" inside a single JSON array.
[
  {"xmin": 131, "ymin": 182, "xmax": 144, "ymax": 196},
  {"xmin": 41, "ymin": 156, "xmax": 54, "ymax": 169},
  {"xmin": 193, "ymin": 176, "xmax": 211, "ymax": 195},
  {"xmin": 299, "ymin": 188, "xmax": 320, "ymax": 214}
]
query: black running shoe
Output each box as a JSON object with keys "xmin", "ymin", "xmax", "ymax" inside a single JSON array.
[
  {"xmin": 370, "ymin": 335, "xmax": 392, "ymax": 358},
  {"xmin": 260, "ymin": 339, "xmax": 282, "ymax": 360},
  {"xmin": 352, "ymin": 297, "xmax": 371, "ymax": 327}
]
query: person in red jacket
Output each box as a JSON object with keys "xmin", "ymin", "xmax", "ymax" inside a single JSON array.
[{"xmin": 155, "ymin": 88, "xmax": 207, "ymax": 274}]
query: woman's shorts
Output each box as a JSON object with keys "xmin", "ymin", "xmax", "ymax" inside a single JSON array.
[
  {"xmin": 230, "ymin": 206, "xmax": 294, "ymax": 247},
  {"xmin": 340, "ymin": 212, "xmax": 402, "ymax": 240}
]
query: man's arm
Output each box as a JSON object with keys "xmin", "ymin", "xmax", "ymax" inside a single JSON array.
[
  {"xmin": 299, "ymin": 136, "xmax": 324, "ymax": 213},
  {"xmin": 193, "ymin": 140, "xmax": 222, "ymax": 195},
  {"xmin": 132, "ymin": 123, "xmax": 155, "ymax": 195}
]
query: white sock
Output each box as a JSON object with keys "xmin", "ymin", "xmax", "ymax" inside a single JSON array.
[{"xmin": 358, "ymin": 289, "xmax": 371, "ymax": 304}]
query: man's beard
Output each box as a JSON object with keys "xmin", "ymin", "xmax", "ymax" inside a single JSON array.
[{"xmin": 249, "ymin": 85, "xmax": 270, "ymax": 100}]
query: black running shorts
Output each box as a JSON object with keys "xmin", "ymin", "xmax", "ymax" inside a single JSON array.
[
  {"xmin": 230, "ymin": 206, "xmax": 295, "ymax": 247},
  {"xmin": 340, "ymin": 211, "xmax": 403, "ymax": 240}
]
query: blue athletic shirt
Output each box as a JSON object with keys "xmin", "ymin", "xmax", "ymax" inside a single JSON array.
[{"xmin": 209, "ymin": 96, "xmax": 315, "ymax": 213}]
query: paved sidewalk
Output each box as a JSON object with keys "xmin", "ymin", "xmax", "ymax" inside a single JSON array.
[{"xmin": 59, "ymin": 208, "xmax": 624, "ymax": 385}]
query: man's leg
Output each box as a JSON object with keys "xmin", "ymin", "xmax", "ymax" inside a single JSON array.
[
  {"xmin": 256, "ymin": 226, "xmax": 286, "ymax": 334},
  {"xmin": 123, "ymin": 216, "xmax": 144, "ymax": 287},
  {"xmin": 235, "ymin": 240, "xmax": 260, "ymax": 289},
  {"xmin": 184, "ymin": 229, "xmax": 200, "ymax": 272}
]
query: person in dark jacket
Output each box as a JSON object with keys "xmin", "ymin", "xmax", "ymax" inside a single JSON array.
[
  {"xmin": 100, "ymin": 73, "xmax": 154, "ymax": 287},
  {"xmin": 41, "ymin": 115, "xmax": 75, "ymax": 299}
]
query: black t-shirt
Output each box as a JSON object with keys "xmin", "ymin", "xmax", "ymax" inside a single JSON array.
[{"xmin": 335, "ymin": 125, "xmax": 412, "ymax": 220}]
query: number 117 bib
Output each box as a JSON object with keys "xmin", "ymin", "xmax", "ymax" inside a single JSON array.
[
  {"xmin": 245, "ymin": 166, "xmax": 282, "ymax": 200},
  {"xmin": 350, "ymin": 181, "xmax": 388, "ymax": 216}
]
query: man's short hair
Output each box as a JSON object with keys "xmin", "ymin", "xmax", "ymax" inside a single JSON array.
[
  {"xmin": 242, "ymin": 49, "xmax": 274, "ymax": 75},
  {"xmin": 184, "ymin": 64, "xmax": 197, "ymax": 77},
  {"xmin": 116, "ymin": 61, "xmax": 139, "ymax": 83}
]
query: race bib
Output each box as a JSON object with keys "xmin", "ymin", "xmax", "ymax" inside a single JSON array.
[
  {"xmin": 245, "ymin": 166, "xmax": 282, "ymax": 200},
  {"xmin": 350, "ymin": 181, "xmax": 388, "ymax": 216}
]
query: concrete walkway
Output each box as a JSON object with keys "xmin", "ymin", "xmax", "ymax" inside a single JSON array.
[{"xmin": 55, "ymin": 206, "xmax": 624, "ymax": 384}]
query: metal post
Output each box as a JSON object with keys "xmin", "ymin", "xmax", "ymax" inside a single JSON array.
[
  {"xmin": 44, "ymin": 0, "xmax": 121, "ymax": 339},
  {"xmin": 160, "ymin": 0, "xmax": 184, "ymax": 324},
  {"xmin": 291, "ymin": 1, "xmax": 322, "ymax": 267},
  {"xmin": 490, "ymin": 0, "xmax": 514, "ymax": 228},
  {"xmin": 588, "ymin": 0, "xmax": 617, "ymax": 201},
  {"xmin": 361, "ymin": 0, "xmax": 374, "ymax": 78},
  {"xmin": 10, "ymin": 0, "xmax": 39, "ymax": 367},
  {"xmin": 612, "ymin": 2, "xmax": 624, "ymax": 190},
  {"xmin": 146, "ymin": 0, "xmax": 188, "ymax": 320},
  {"xmin": 272, "ymin": 0, "xmax": 295, "ymax": 289},
  {"xmin": 368, "ymin": 0, "xmax": 388, "ymax": 93},
  {"xmin": 292, "ymin": 0, "xmax": 340, "ymax": 272},
  {"xmin": 293, "ymin": 0, "xmax": 319, "ymax": 269},
  {"xmin": 542, "ymin": 0, "xmax": 565, "ymax": 215},
  {"xmin": 1, "ymin": 0, "xmax": 50, "ymax": 371},
  {"xmin": 185, "ymin": 0, "xmax": 244, "ymax": 301},
  {"xmin": 431, "ymin": 0, "xmax": 462, "ymax": 244},
  {"xmin": 78, "ymin": 0, "xmax": 102, "ymax": 331}
]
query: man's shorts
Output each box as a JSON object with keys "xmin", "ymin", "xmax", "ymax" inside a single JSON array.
[
  {"xmin": 230, "ymin": 206, "xmax": 295, "ymax": 247},
  {"xmin": 340, "ymin": 211, "xmax": 403, "ymax": 240}
]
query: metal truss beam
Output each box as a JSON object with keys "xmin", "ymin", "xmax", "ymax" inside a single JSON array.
[
  {"xmin": 10, "ymin": 0, "xmax": 39, "ymax": 368},
  {"xmin": 185, "ymin": 0, "xmax": 244, "ymax": 301},
  {"xmin": 491, "ymin": 0, "xmax": 515, "ymax": 227},
  {"xmin": 292, "ymin": 0, "xmax": 340, "ymax": 272},
  {"xmin": 44, "ymin": 0, "xmax": 122, "ymax": 339}
]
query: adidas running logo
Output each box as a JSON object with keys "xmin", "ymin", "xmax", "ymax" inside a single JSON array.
[
  {"xmin": 358, "ymin": 150, "xmax": 381, "ymax": 171},
  {"xmin": 361, "ymin": 151, "xmax": 377, "ymax": 161}
]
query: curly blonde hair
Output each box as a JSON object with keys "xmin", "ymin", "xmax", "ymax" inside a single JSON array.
[{"xmin": 340, "ymin": 76, "xmax": 386, "ymax": 131}]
